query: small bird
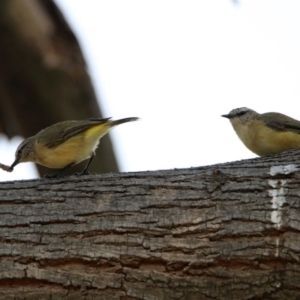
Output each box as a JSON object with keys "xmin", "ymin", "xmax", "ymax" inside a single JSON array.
[
  {"xmin": 222, "ymin": 107, "xmax": 300, "ymax": 156},
  {"xmin": 0, "ymin": 117, "xmax": 138, "ymax": 177}
]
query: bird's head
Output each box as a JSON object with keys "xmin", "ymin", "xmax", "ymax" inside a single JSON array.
[{"xmin": 222, "ymin": 107, "xmax": 259, "ymax": 125}]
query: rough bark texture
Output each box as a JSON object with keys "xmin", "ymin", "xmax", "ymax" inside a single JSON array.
[
  {"xmin": 1, "ymin": 149, "xmax": 300, "ymax": 299},
  {"xmin": 0, "ymin": 0, "xmax": 119, "ymax": 176}
]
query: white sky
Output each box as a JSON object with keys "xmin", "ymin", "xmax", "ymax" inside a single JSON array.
[{"xmin": 1, "ymin": 0, "xmax": 300, "ymax": 181}]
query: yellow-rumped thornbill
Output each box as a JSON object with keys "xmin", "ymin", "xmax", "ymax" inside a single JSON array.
[{"xmin": 222, "ymin": 107, "xmax": 300, "ymax": 156}]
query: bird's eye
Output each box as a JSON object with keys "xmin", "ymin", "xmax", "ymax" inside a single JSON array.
[
  {"xmin": 236, "ymin": 111, "xmax": 247, "ymax": 117},
  {"xmin": 16, "ymin": 149, "xmax": 22, "ymax": 158}
]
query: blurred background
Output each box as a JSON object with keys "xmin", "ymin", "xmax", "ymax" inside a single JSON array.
[{"xmin": 0, "ymin": 0, "xmax": 300, "ymax": 181}]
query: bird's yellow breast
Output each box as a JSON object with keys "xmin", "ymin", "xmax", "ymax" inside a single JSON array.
[
  {"xmin": 231, "ymin": 119, "xmax": 300, "ymax": 156},
  {"xmin": 34, "ymin": 123, "xmax": 111, "ymax": 169}
]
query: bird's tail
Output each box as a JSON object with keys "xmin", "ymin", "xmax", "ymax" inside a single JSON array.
[{"xmin": 111, "ymin": 117, "xmax": 139, "ymax": 126}]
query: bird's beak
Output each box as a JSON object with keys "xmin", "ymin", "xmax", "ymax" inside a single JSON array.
[
  {"xmin": 10, "ymin": 159, "xmax": 20, "ymax": 170},
  {"xmin": 221, "ymin": 114, "xmax": 233, "ymax": 119}
]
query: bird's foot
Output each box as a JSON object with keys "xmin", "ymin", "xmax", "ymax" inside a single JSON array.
[
  {"xmin": 44, "ymin": 173, "xmax": 67, "ymax": 179},
  {"xmin": 74, "ymin": 171, "xmax": 91, "ymax": 176}
]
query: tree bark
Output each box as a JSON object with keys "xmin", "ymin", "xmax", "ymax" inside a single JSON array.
[{"xmin": 0, "ymin": 150, "xmax": 300, "ymax": 299}]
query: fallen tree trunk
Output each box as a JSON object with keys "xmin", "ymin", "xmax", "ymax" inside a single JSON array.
[{"xmin": 0, "ymin": 150, "xmax": 300, "ymax": 299}]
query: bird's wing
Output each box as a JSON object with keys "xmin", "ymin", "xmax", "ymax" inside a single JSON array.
[
  {"xmin": 39, "ymin": 118, "xmax": 112, "ymax": 149},
  {"xmin": 259, "ymin": 113, "xmax": 300, "ymax": 134}
]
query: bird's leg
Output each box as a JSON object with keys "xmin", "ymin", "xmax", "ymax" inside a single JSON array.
[
  {"xmin": 75, "ymin": 154, "xmax": 95, "ymax": 176},
  {"xmin": 44, "ymin": 162, "xmax": 75, "ymax": 179}
]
